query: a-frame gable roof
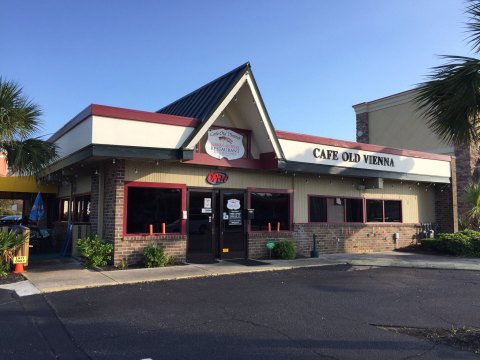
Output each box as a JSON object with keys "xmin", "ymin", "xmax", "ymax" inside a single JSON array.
[
  {"xmin": 157, "ymin": 62, "xmax": 250, "ymax": 121},
  {"xmin": 158, "ymin": 62, "xmax": 285, "ymax": 161}
]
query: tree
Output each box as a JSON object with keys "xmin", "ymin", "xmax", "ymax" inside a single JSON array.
[
  {"xmin": 415, "ymin": 0, "xmax": 480, "ymax": 146},
  {"xmin": 0, "ymin": 77, "xmax": 57, "ymax": 175}
]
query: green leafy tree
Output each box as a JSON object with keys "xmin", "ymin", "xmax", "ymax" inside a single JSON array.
[
  {"xmin": 415, "ymin": 1, "xmax": 480, "ymax": 146},
  {"xmin": 0, "ymin": 77, "xmax": 57, "ymax": 175}
]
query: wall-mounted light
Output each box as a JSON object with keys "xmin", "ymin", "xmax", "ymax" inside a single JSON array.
[
  {"xmin": 94, "ymin": 169, "xmax": 98, "ymax": 175},
  {"xmin": 112, "ymin": 158, "xmax": 116, "ymax": 164},
  {"xmin": 134, "ymin": 168, "xmax": 138, "ymax": 174}
]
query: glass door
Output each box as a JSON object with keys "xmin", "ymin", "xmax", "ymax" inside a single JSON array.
[
  {"xmin": 220, "ymin": 190, "xmax": 246, "ymax": 259},
  {"xmin": 187, "ymin": 190, "xmax": 215, "ymax": 262}
]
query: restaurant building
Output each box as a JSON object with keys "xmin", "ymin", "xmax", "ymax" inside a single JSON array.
[{"xmin": 46, "ymin": 63, "xmax": 456, "ymax": 265}]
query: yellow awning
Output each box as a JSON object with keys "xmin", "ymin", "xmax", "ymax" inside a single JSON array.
[{"xmin": 0, "ymin": 176, "xmax": 57, "ymax": 194}]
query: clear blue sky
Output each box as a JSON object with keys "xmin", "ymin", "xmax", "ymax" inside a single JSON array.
[{"xmin": 1, "ymin": 0, "xmax": 472, "ymax": 141}]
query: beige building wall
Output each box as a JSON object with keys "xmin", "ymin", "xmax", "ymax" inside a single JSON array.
[
  {"xmin": 357, "ymin": 90, "xmax": 453, "ymax": 154},
  {"xmin": 124, "ymin": 160, "xmax": 435, "ymax": 225}
]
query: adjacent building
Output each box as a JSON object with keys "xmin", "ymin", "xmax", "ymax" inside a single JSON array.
[{"xmin": 353, "ymin": 89, "xmax": 473, "ymax": 221}]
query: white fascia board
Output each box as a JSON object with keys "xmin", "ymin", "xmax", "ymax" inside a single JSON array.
[
  {"xmin": 91, "ymin": 116, "xmax": 195, "ymax": 149},
  {"xmin": 280, "ymin": 138, "xmax": 451, "ymax": 179},
  {"xmin": 184, "ymin": 75, "xmax": 248, "ymax": 150},
  {"xmin": 54, "ymin": 116, "xmax": 93, "ymax": 159},
  {"xmin": 245, "ymin": 74, "xmax": 283, "ymax": 160},
  {"xmin": 183, "ymin": 73, "xmax": 283, "ymax": 160}
]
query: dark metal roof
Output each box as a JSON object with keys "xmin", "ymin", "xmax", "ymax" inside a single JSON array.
[{"xmin": 157, "ymin": 62, "xmax": 250, "ymax": 121}]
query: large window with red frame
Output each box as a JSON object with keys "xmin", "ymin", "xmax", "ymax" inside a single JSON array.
[
  {"xmin": 250, "ymin": 192, "xmax": 290, "ymax": 231},
  {"xmin": 366, "ymin": 199, "xmax": 402, "ymax": 223},
  {"xmin": 126, "ymin": 187, "xmax": 181, "ymax": 234},
  {"xmin": 309, "ymin": 197, "xmax": 363, "ymax": 223}
]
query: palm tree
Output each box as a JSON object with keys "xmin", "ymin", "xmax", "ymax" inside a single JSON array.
[
  {"xmin": 0, "ymin": 77, "xmax": 57, "ymax": 175},
  {"xmin": 464, "ymin": 181, "xmax": 480, "ymax": 229},
  {"xmin": 415, "ymin": 0, "xmax": 480, "ymax": 146}
]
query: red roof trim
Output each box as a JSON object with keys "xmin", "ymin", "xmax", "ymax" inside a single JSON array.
[
  {"xmin": 49, "ymin": 104, "xmax": 200, "ymax": 143},
  {"xmin": 276, "ymin": 130, "xmax": 452, "ymax": 162}
]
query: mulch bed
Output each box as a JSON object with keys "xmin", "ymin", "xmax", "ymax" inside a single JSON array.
[
  {"xmin": 377, "ymin": 325, "xmax": 480, "ymax": 355},
  {"xmin": 0, "ymin": 273, "xmax": 25, "ymax": 285}
]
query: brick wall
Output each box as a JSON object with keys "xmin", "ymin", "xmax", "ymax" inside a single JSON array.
[
  {"xmin": 434, "ymin": 157, "xmax": 458, "ymax": 233},
  {"xmin": 102, "ymin": 160, "xmax": 126, "ymax": 265},
  {"xmin": 356, "ymin": 111, "xmax": 369, "ymax": 143},
  {"xmin": 247, "ymin": 223, "xmax": 420, "ymax": 259},
  {"xmin": 248, "ymin": 231, "xmax": 293, "ymax": 258},
  {"xmin": 116, "ymin": 235, "xmax": 187, "ymax": 265},
  {"xmin": 292, "ymin": 223, "xmax": 421, "ymax": 256},
  {"xmin": 455, "ymin": 144, "xmax": 478, "ymax": 217}
]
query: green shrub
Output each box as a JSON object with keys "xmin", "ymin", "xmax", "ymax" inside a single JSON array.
[
  {"xmin": 144, "ymin": 244, "xmax": 170, "ymax": 268},
  {"xmin": 0, "ymin": 230, "xmax": 25, "ymax": 277},
  {"xmin": 420, "ymin": 238, "xmax": 447, "ymax": 253},
  {"xmin": 422, "ymin": 230, "xmax": 480, "ymax": 257},
  {"xmin": 77, "ymin": 235, "xmax": 113, "ymax": 269},
  {"xmin": 273, "ymin": 239, "xmax": 296, "ymax": 260}
]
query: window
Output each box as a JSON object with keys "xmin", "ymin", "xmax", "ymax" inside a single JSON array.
[
  {"xmin": 58, "ymin": 195, "xmax": 91, "ymax": 222},
  {"xmin": 126, "ymin": 186, "xmax": 182, "ymax": 234},
  {"xmin": 74, "ymin": 195, "xmax": 91, "ymax": 223},
  {"xmin": 309, "ymin": 197, "xmax": 363, "ymax": 223},
  {"xmin": 366, "ymin": 199, "xmax": 402, "ymax": 223},
  {"xmin": 250, "ymin": 192, "xmax": 290, "ymax": 231}
]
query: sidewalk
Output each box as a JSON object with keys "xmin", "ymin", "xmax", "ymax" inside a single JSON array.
[{"xmin": 3, "ymin": 251, "xmax": 480, "ymax": 296}]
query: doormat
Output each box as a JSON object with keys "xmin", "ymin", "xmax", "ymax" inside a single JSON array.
[{"xmin": 224, "ymin": 259, "xmax": 271, "ymax": 266}]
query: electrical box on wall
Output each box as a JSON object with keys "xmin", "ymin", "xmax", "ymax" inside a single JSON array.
[{"xmin": 365, "ymin": 178, "xmax": 384, "ymax": 189}]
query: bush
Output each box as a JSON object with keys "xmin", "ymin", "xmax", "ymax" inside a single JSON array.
[
  {"xmin": 421, "ymin": 230, "xmax": 480, "ymax": 257},
  {"xmin": 144, "ymin": 244, "xmax": 170, "ymax": 268},
  {"xmin": 273, "ymin": 239, "xmax": 296, "ymax": 260},
  {"xmin": 0, "ymin": 230, "xmax": 25, "ymax": 277},
  {"xmin": 77, "ymin": 235, "xmax": 113, "ymax": 269}
]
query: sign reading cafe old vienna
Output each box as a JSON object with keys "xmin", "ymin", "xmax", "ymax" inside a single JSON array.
[
  {"xmin": 206, "ymin": 129, "xmax": 245, "ymax": 160},
  {"xmin": 313, "ymin": 147, "xmax": 395, "ymax": 167}
]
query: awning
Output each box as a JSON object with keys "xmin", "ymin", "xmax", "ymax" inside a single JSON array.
[{"xmin": 0, "ymin": 176, "xmax": 57, "ymax": 194}]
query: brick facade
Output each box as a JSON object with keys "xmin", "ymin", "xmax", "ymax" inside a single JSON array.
[
  {"xmin": 292, "ymin": 223, "xmax": 420, "ymax": 256},
  {"xmin": 434, "ymin": 157, "xmax": 458, "ymax": 233},
  {"xmin": 116, "ymin": 235, "xmax": 187, "ymax": 265},
  {"xmin": 246, "ymin": 223, "xmax": 420, "ymax": 259},
  {"xmin": 248, "ymin": 231, "xmax": 294, "ymax": 258},
  {"xmin": 356, "ymin": 111, "xmax": 369, "ymax": 143},
  {"xmin": 454, "ymin": 144, "xmax": 478, "ymax": 217}
]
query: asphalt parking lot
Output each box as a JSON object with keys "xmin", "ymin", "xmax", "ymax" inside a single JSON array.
[{"xmin": 2, "ymin": 265, "xmax": 480, "ymax": 359}]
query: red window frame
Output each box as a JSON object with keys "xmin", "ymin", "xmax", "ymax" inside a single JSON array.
[
  {"xmin": 123, "ymin": 181, "xmax": 187, "ymax": 236},
  {"xmin": 247, "ymin": 188, "xmax": 293, "ymax": 232},
  {"xmin": 365, "ymin": 199, "xmax": 403, "ymax": 223},
  {"xmin": 308, "ymin": 196, "xmax": 403, "ymax": 224},
  {"xmin": 308, "ymin": 196, "xmax": 364, "ymax": 224}
]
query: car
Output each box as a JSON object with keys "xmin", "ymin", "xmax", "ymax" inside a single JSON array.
[{"xmin": 0, "ymin": 215, "xmax": 22, "ymax": 225}]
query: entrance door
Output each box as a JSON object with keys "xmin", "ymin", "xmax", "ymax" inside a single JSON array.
[
  {"xmin": 187, "ymin": 190, "xmax": 215, "ymax": 262},
  {"xmin": 187, "ymin": 189, "xmax": 246, "ymax": 262},
  {"xmin": 219, "ymin": 190, "xmax": 246, "ymax": 259}
]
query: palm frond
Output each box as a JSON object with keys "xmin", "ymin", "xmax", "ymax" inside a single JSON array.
[
  {"xmin": 0, "ymin": 77, "xmax": 41, "ymax": 142},
  {"xmin": 414, "ymin": 55, "xmax": 480, "ymax": 146},
  {"xmin": 466, "ymin": 0, "xmax": 480, "ymax": 54},
  {"xmin": 4, "ymin": 138, "xmax": 58, "ymax": 176}
]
